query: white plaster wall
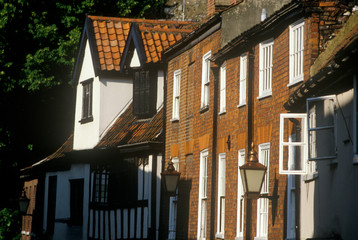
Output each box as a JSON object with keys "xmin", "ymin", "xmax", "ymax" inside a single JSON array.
[
  {"xmin": 157, "ymin": 70, "xmax": 164, "ymax": 110},
  {"xmin": 73, "ymin": 39, "xmax": 134, "ymax": 149},
  {"xmin": 43, "ymin": 164, "xmax": 90, "ymax": 240},
  {"xmin": 73, "ymin": 40, "xmax": 99, "ymax": 150},
  {"xmin": 299, "ymin": 179, "xmax": 316, "ymax": 239},
  {"xmin": 300, "ymin": 88, "xmax": 358, "ymax": 239},
  {"xmin": 99, "ymin": 77, "xmax": 132, "ymax": 137}
]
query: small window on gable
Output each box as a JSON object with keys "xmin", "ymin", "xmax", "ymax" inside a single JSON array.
[
  {"xmin": 289, "ymin": 18, "xmax": 304, "ymax": 86},
  {"xmin": 80, "ymin": 78, "xmax": 93, "ymax": 123},
  {"xmin": 172, "ymin": 70, "xmax": 181, "ymax": 120},
  {"xmin": 133, "ymin": 70, "xmax": 157, "ymax": 118},
  {"xmin": 219, "ymin": 62, "xmax": 226, "ymax": 113},
  {"xmin": 307, "ymin": 96, "xmax": 337, "ymax": 161},
  {"xmin": 279, "ymin": 113, "xmax": 307, "ymax": 174},
  {"xmin": 201, "ymin": 51, "xmax": 211, "ymax": 109}
]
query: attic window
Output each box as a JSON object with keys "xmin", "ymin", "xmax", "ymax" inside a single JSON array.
[
  {"xmin": 80, "ymin": 78, "xmax": 93, "ymax": 124},
  {"xmin": 133, "ymin": 70, "xmax": 157, "ymax": 118}
]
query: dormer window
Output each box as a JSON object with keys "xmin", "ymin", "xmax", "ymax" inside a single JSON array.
[
  {"xmin": 80, "ymin": 78, "xmax": 93, "ymax": 123},
  {"xmin": 133, "ymin": 70, "xmax": 157, "ymax": 118}
]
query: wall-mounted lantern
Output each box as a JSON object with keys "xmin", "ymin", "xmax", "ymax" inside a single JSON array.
[
  {"xmin": 162, "ymin": 160, "xmax": 181, "ymax": 195},
  {"xmin": 19, "ymin": 189, "xmax": 30, "ymax": 215},
  {"xmin": 239, "ymin": 143, "xmax": 267, "ymax": 199}
]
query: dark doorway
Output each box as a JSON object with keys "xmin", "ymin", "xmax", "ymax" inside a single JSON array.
[
  {"xmin": 47, "ymin": 176, "xmax": 57, "ymax": 234},
  {"xmin": 70, "ymin": 179, "xmax": 84, "ymax": 225}
]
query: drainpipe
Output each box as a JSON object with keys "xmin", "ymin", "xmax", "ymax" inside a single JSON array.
[
  {"xmin": 245, "ymin": 47, "xmax": 255, "ymax": 240},
  {"xmin": 210, "ymin": 63, "xmax": 219, "ymax": 239}
]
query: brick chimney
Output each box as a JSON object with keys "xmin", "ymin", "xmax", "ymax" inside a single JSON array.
[{"xmin": 206, "ymin": 0, "xmax": 233, "ymax": 18}]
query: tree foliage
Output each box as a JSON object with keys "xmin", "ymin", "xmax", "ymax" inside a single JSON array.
[
  {"xmin": 0, "ymin": 0, "xmax": 166, "ymax": 209},
  {"xmin": 0, "ymin": 0, "xmax": 165, "ymax": 92}
]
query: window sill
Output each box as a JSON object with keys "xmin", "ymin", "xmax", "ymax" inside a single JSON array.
[
  {"xmin": 254, "ymin": 237, "xmax": 267, "ymax": 240},
  {"xmin": 199, "ymin": 105, "xmax": 209, "ymax": 113},
  {"xmin": 170, "ymin": 118, "xmax": 179, "ymax": 123},
  {"xmin": 215, "ymin": 233, "xmax": 224, "ymax": 239},
  {"xmin": 303, "ymin": 172, "xmax": 318, "ymax": 182},
  {"xmin": 287, "ymin": 78, "xmax": 303, "ymax": 88},
  {"xmin": 257, "ymin": 93, "xmax": 272, "ymax": 100},
  {"xmin": 235, "ymin": 237, "xmax": 244, "ymax": 240},
  {"xmin": 79, "ymin": 116, "xmax": 93, "ymax": 124},
  {"xmin": 237, "ymin": 103, "xmax": 246, "ymax": 108},
  {"xmin": 219, "ymin": 110, "xmax": 226, "ymax": 115}
]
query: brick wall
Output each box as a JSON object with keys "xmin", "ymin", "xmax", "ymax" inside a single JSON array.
[
  {"xmin": 165, "ymin": 28, "xmax": 222, "ymax": 239},
  {"xmin": 22, "ymin": 179, "xmax": 38, "ymax": 240},
  {"xmin": 303, "ymin": 0, "xmax": 354, "ymax": 54},
  {"xmin": 214, "ymin": 13, "xmax": 320, "ymax": 239}
]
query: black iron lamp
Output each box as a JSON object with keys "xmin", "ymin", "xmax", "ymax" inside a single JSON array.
[
  {"xmin": 162, "ymin": 160, "xmax": 181, "ymax": 195},
  {"xmin": 19, "ymin": 189, "xmax": 30, "ymax": 215},
  {"xmin": 239, "ymin": 143, "xmax": 267, "ymax": 199}
]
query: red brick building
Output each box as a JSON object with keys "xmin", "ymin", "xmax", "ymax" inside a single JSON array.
[{"xmin": 163, "ymin": 0, "xmax": 355, "ymax": 239}]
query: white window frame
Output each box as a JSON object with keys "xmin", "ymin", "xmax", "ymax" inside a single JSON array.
[
  {"xmin": 238, "ymin": 53, "xmax": 247, "ymax": 107},
  {"xmin": 236, "ymin": 149, "xmax": 245, "ymax": 239},
  {"xmin": 258, "ymin": 39, "xmax": 273, "ymax": 99},
  {"xmin": 279, "ymin": 113, "xmax": 307, "ymax": 174},
  {"xmin": 289, "ymin": 18, "xmax": 304, "ymax": 86},
  {"xmin": 198, "ymin": 149, "xmax": 209, "ymax": 240},
  {"xmin": 307, "ymin": 95, "xmax": 337, "ymax": 161},
  {"xmin": 172, "ymin": 70, "xmax": 181, "ymax": 120},
  {"xmin": 201, "ymin": 51, "xmax": 211, "ymax": 108},
  {"xmin": 256, "ymin": 143, "xmax": 270, "ymax": 239},
  {"xmin": 219, "ymin": 62, "xmax": 226, "ymax": 114},
  {"xmin": 168, "ymin": 157, "xmax": 179, "ymax": 240},
  {"xmin": 216, "ymin": 153, "xmax": 226, "ymax": 238}
]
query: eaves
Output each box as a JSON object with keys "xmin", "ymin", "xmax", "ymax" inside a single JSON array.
[
  {"xmin": 212, "ymin": 1, "xmax": 303, "ymax": 63},
  {"xmin": 162, "ymin": 14, "xmax": 222, "ymax": 62}
]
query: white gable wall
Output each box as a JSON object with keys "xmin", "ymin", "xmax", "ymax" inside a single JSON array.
[
  {"xmin": 74, "ymin": 40, "xmax": 99, "ymax": 150},
  {"xmin": 99, "ymin": 76, "xmax": 132, "ymax": 137},
  {"xmin": 157, "ymin": 70, "xmax": 164, "ymax": 110},
  {"xmin": 74, "ymin": 39, "xmax": 134, "ymax": 150}
]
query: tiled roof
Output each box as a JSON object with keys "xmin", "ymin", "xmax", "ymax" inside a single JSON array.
[
  {"xmin": 96, "ymin": 104, "xmax": 163, "ymax": 148},
  {"xmin": 21, "ymin": 135, "xmax": 73, "ymax": 172},
  {"xmin": 88, "ymin": 15, "xmax": 201, "ymax": 71}
]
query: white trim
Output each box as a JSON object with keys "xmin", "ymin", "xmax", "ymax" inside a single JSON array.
[
  {"xmin": 307, "ymin": 95, "xmax": 337, "ymax": 161},
  {"xmin": 258, "ymin": 39, "xmax": 273, "ymax": 98},
  {"xmin": 279, "ymin": 113, "xmax": 307, "ymax": 175},
  {"xmin": 201, "ymin": 51, "xmax": 211, "ymax": 108},
  {"xmin": 236, "ymin": 149, "xmax": 245, "ymax": 239},
  {"xmin": 172, "ymin": 69, "xmax": 181, "ymax": 121},
  {"xmin": 289, "ymin": 18, "xmax": 304, "ymax": 86},
  {"xmin": 216, "ymin": 153, "xmax": 226, "ymax": 238},
  {"xmin": 239, "ymin": 53, "xmax": 247, "ymax": 106},
  {"xmin": 197, "ymin": 149, "xmax": 209, "ymax": 240},
  {"xmin": 256, "ymin": 143, "xmax": 270, "ymax": 239},
  {"xmin": 219, "ymin": 62, "xmax": 226, "ymax": 114}
]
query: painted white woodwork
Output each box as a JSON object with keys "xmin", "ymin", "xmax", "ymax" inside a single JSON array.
[
  {"xmin": 157, "ymin": 70, "xmax": 164, "ymax": 110},
  {"xmin": 43, "ymin": 164, "xmax": 90, "ymax": 240},
  {"xmin": 130, "ymin": 49, "xmax": 141, "ymax": 68}
]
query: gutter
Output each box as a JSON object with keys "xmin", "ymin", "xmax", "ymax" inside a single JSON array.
[
  {"xmin": 162, "ymin": 14, "xmax": 222, "ymax": 61},
  {"xmin": 211, "ymin": 1, "xmax": 302, "ymax": 62}
]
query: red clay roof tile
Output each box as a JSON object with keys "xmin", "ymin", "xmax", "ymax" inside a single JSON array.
[
  {"xmin": 87, "ymin": 15, "xmax": 202, "ymax": 71},
  {"xmin": 96, "ymin": 104, "xmax": 163, "ymax": 148}
]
